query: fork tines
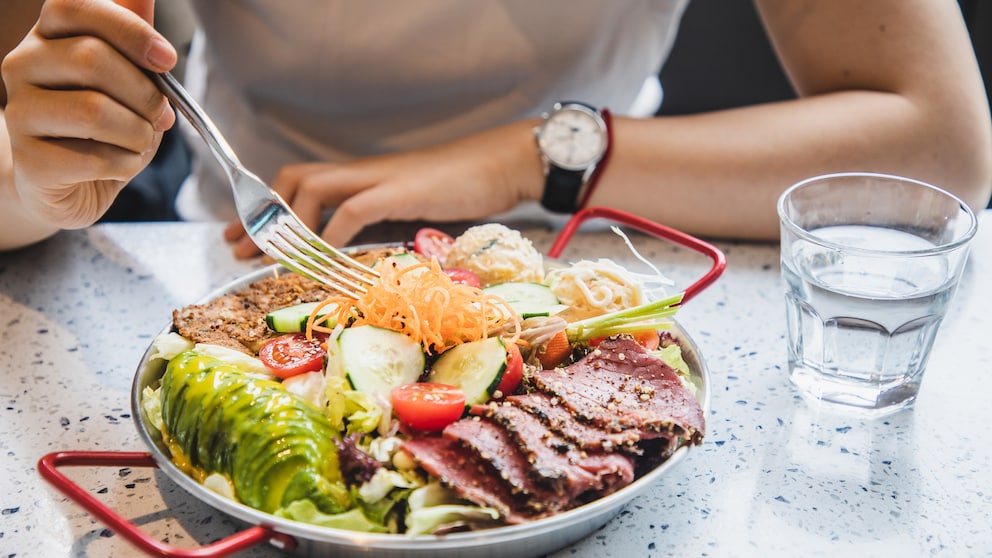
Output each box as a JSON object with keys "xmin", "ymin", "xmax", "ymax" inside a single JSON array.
[{"xmin": 268, "ymin": 222, "xmax": 379, "ymax": 299}]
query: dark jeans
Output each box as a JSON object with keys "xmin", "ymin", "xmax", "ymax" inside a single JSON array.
[{"xmin": 99, "ymin": 126, "xmax": 190, "ymax": 222}]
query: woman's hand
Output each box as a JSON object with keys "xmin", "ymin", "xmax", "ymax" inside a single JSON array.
[
  {"xmin": 1, "ymin": 0, "xmax": 176, "ymax": 230},
  {"xmin": 225, "ymin": 119, "xmax": 545, "ymax": 258}
]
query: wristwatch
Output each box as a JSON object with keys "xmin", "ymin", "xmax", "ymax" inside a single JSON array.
[{"xmin": 534, "ymin": 101, "xmax": 610, "ymax": 213}]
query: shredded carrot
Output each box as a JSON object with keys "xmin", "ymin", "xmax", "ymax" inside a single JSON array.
[
  {"xmin": 308, "ymin": 257, "xmax": 520, "ymax": 354},
  {"xmin": 304, "ymin": 299, "xmax": 340, "ymax": 339}
]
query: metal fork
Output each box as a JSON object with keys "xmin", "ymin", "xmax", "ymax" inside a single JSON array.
[{"xmin": 151, "ymin": 72, "xmax": 377, "ymax": 298}]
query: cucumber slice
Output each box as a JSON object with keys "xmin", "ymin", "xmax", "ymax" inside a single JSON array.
[
  {"xmin": 330, "ymin": 325, "xmax": 425, "ymax": 397},
  {"xmin": 372, "ymin": 252, "xmax": 422, "ymax": 270},
  {"xmin": 427, "ymin": 337, "xmax": 506, "ymax": 406},
  {"xmin": 265, "ymin": 301, "xmax": 337, "ymax": 333},
  {"xmin": 484, "ymin": 282, "xmax": 566, "ymax": 319}
]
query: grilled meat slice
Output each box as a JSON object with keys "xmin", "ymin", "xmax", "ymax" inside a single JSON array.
[
  {"xmin": 531, "ymin": 337, "xmax": 705, "ymax": 443},
  {"xmin": 470, "ymin": 400, "xmax": 635, "ymax": 496},
  {"xmin": 492, "ymin": 392, "xmax": 665, "ymax": 454},
  {"xmin": 443, "ymin": 417, "xmax": 573, "ymax": 510},
  {"xmin": 171, "ymin": 247, "xmax": 413, "ymax": 355},
  {"xmin": 172, "ymin": 272, "xmax": 335, "ymax": 354},
  {"xmin": 401, "ymin": 435, "xmax": 546, "ymax": 524}
]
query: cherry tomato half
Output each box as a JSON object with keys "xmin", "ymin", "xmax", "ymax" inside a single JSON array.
[
  {"xmin": 258, "ymin": 333, "xmax": 326, "ymax": 379},
  {"xmin": 414, "ymin": 227, "xmax": 455, "ymax": 263},
  {"xmin": 443, "ymin": 267, "xmax": 482, "ymax": 288},
  {"xmin": 495, "ymin": 341, "xmax": 524, "ymax": 396},
  {"xmin": 391, "ymin": 382, "xmax": 467, "ymax": 432}
]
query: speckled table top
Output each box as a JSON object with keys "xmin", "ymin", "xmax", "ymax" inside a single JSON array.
[{"xmin": 2, "ymin": 209, "xmax": 990, "ymax": 558}]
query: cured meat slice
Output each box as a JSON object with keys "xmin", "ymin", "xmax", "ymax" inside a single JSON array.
[
  {"xmin": 470, "ymin": 401, "xmax": 635, "ymax": 497},
  {"xmin": 531, "ymin": 337, "xmax": 704, "ymax": 443},
  {"xmin": 400, "ymin": 436, "xmax": 544, "ymax": 524},
  {"xmin": 402, "ymin": 335, "xmax": 705, "ymax": 526},
  {"xmin": 496, "ymin": 392, "xmax": 665, "ymax": 454},
  {"xmin": 442, "ymin": 418, "xmax": 573, "ymax": 511}
]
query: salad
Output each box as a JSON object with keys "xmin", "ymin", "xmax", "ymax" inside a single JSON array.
[{"xmin": 141, "ymin": 223, "xmax": 704, "ymax": 535}]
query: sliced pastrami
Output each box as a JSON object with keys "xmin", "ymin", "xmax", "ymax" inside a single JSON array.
[
  {"xmin": 499, "ymin": 391, "xmax": 659, "ymax": 454},
  {"xmin": 531, "ymin": 337, "xmax": 704, "ymax": 443},
  {"xmin": 471, "ymin": 400, "xmax": 635, "ymax": 499},
  {"xmin": 442, "ymin": 417, "xmax": 573, "ymax": 512},
  {"xmin": 400, "ymin": 435, "xmax": 542, "ymax": 524},
  {"xmin": 402, "ymin": 336, "xmax": 705, "ymax": 527}
]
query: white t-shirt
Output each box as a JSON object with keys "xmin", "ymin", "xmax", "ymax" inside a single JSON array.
[{"xmin": 175, "ymin": 0, "xmax": 689, "ymax": 221}]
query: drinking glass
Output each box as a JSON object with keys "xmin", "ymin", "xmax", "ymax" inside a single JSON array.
[{"xmin": 778, "ymin": 172, "xmax": 977, "ymax": 416}]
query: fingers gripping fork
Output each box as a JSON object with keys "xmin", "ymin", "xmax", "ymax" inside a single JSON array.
[{"xmin": 151, "ymin": 71, "xmax": 377, "ymax": 297}]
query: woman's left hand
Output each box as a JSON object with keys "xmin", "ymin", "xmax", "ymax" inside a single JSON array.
[{"xmin": 224, "ymin": 119, "xmax": 543, "ymax": 258}]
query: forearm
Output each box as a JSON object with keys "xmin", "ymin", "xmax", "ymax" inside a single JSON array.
[
  {"xmin": 586, "ymin": 90, "xmax": 988, "ymax": 241},
  {"xmin": 578, "ymin": 0, "xmax": 992, "ymax": 241},
  {"xmin": 0, "ymin": 109, "xmax": 59, "ymax": 251}
]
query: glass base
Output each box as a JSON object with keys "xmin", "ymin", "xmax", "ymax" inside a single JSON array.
[{"xmin": 789, "ymin": 365, "xmax": 920, "ymax": 418}]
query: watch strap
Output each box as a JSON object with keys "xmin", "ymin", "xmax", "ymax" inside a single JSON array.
[
  {"xmin": 541, "ymin": 167, "xmax": 587, "ymax": 213},
  {"xmin": 539, "ymin": 107, "xmax": 612, "ymax": 214},
  {"xmin": 576, "ymin": 107, "xmax": 612, "ymax": 210}
]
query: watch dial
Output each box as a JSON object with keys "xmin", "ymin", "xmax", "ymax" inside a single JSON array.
[{"xmin": 539, "ymin": 108, "xmax": 607, "ymax": 170}]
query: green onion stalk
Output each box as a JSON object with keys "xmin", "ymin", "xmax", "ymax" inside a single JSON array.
[{"xmin": 564, "ymin": 292, "xmax": 684, "ymax": 342}]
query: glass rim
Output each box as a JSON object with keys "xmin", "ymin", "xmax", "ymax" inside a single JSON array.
[{"xmin": 777, "ymin": 172, "xmax": 979, "ymax": 256}]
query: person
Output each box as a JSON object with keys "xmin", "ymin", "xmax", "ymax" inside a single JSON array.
[{"xmin": 2, "ymin": 0, "xmax": 990, "ymax": 256}]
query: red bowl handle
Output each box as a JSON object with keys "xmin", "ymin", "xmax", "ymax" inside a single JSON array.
[
  {"xmin": 548, "ymin": 206, "xmax": 727, "ymax": 304},
  {"xmin": 37, "ymin": 451, "xmax": 296, "ymax": 558}
]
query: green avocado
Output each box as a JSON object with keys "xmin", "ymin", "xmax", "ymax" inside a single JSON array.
[{"xmin": 160, "ymin": 351, "xmax": 350, "ymax": 514}]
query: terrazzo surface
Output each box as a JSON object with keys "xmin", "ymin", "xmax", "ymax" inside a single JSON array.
[{"xmin": 2, "ymin": 211, "xmax": 990, "ymax": 557}]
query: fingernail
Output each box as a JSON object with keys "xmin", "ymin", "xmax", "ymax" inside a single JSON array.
[
  {"xmin": 153, "ymin": 103, "xmax": 174, "ymax": 131},
  {"xmin": 142, "ymin": 133, "xmax": 161, "ymax": 155},
  {"xmin": 146, "ymin": 37, "xmax": 176, "ymax": 70}
]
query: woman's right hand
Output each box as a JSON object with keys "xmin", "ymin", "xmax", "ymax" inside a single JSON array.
[{"xmin": 0, "ymin": 0, "xmax": 177, "ymax": 229}]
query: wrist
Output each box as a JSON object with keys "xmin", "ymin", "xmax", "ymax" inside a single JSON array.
[
  {"xmin": 533, "ymin": 102, "xmax": 611, "ymax": 213},
  {"xmin": 509, "ymin": 118, "xmax": 547, "ymax": 204}
]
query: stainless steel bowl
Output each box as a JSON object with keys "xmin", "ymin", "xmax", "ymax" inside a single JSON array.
[{"xmin": 130, "ymin": 264, "xmax": 711, "ymax": 557}]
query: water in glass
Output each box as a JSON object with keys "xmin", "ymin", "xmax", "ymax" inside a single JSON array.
[{"xmin": 783, "ymin": 224, "xmax": 957, "ymax": 413}]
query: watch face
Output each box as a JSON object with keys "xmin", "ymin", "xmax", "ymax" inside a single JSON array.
[{"xmin": 537, "ymin": 105, "xmax": 607, "ymax": 171}]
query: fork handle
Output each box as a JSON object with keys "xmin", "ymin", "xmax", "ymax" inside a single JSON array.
[{"xmin": 151, "ymin": 71, "xmax": 243, "ymax": 173}]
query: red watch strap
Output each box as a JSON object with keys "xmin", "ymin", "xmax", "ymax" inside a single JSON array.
[{"xmin": 577, "ymin": 107, "xmax": 612, "ymax": 210}]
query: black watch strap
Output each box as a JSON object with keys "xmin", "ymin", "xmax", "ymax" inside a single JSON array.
[{"xmin": 541, "ymin": 167, "xmax": 586, "ymax": 214}]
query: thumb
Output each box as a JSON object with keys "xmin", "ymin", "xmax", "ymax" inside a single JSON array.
[{"xmin": 113, "ymin": 0, "xmax": 155, "ymax": 23}]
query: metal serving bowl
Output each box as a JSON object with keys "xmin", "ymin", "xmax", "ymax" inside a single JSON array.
[{"xmin": 127, "ymin": 262, "xmax": 712, "ymax": 558}]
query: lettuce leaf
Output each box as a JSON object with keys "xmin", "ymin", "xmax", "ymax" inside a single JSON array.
[
  {"xmin": 149, "ymin": 332, "xmax": 194, "ymax": 362},
  {"xmin": 140, "ymin": 386, "xmax": 164, "ymax": 433},
  {"xmin": 276, "ymin": 499, "xmax": 388, "ymax": 533},
  {"xmin": 404, "ymin": 482, "xmax": 500, "ymax": 536},
  {"xmin": 405, "ymin": 505, "xmax": 501, "ymax": 536},
  {"xmin": 656, "ymin": 343, "xmax": 690, "ymax": 378}
]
